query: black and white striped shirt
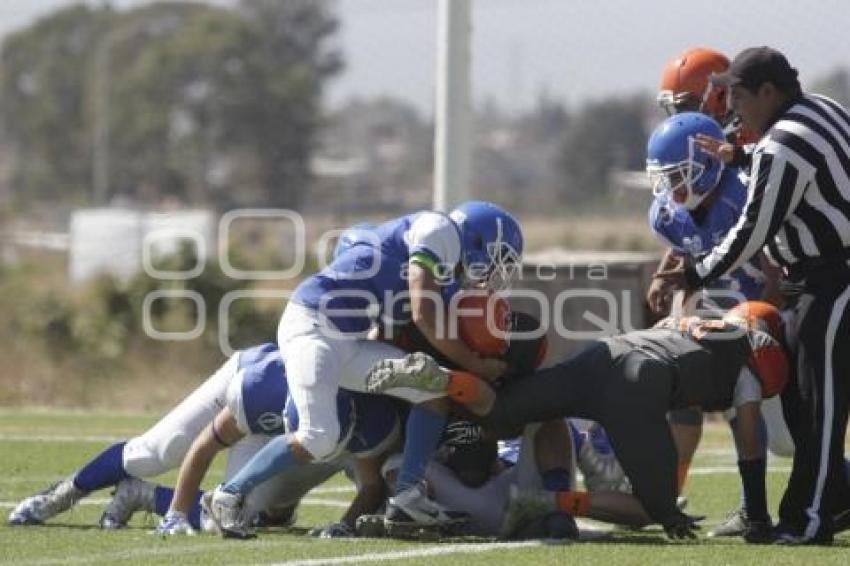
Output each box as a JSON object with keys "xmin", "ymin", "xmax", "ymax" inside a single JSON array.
[{"xmin": 689, "ymin": 93, "xmax": 850, "ymax": 285}]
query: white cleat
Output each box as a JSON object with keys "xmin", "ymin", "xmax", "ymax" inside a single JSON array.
[
  {"xmin": 99, "ymin": 478, "xmax": 155, "ymax": 529},
  {"xmin": 577, "ymin": 426, "xmax": 632, "ymax": 494},
  {"xmin": 384, "ymin": 483, "xmax": 469, "ymax": 538},
  {"xmin": 156, "ymin": 510, "xmax": 196, "ymax": 536},
  {"xmin": 499, "ymin": 485, "xmax": 557, "ymax": 539},
  {"xmin": 7, "ymin": 478, "xmax": 85, "ymax": 525},
  {"xmin": 204, "ymin": 485, "xmax": 255, "ymax": 539},
  {"xmin": 366, "ymin": 352, "xmax": 450, "ymax": 394}
]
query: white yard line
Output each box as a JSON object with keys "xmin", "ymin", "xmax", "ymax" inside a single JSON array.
[
  {"xmin": 261, "ymin": 541, "xmax": 545, "ymax": 566},
  {"xmin": 0, "ymin": 497, "xmax": 351, "ymax": 509},
  {"xmin": 17, "ymin": 539, "xmax": 311, "ymax": 566},
  {"xmin": 16, "ymin": 540, "xmax": 547, "ymax": 566},
  {"xmin": 689, "ymin": 466, "xmax": 791, "ymax": 475},
  {"xmin": 0, "ymin": 433, "xmax": 126, "ymax": 443}
]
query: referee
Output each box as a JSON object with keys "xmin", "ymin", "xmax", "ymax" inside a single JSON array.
[{"xmin": 656, "ymin": 46, "xmax": 850, "ymax": 544}]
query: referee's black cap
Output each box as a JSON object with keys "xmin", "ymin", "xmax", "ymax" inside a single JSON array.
[{"xmin": 712, "ymin": 47, "xmax": 799, "ymax": 89}]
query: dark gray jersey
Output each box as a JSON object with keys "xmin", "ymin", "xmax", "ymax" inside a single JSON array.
[{"xmin": 603, "ymin": 323, "xmax": 751, "ymax": 411}]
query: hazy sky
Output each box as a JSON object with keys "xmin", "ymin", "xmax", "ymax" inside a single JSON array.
[{"xmin": 3, "ymin": 0, "xmax": 850, "ymax": 114}]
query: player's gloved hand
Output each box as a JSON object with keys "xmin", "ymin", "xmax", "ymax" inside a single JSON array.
[
  {"xmin": 663, "ymin": 511, "xmax": 699, "ymax": 540},
  {"xmin": 683, "ymin": 512, "xmax": 706, "ymax": 526},
  {"xmin": 743, "ymin": 517, "xmax": 776, "ymax": 544},
  {"xmin": 156, "ymin": 510, "xmax": 196, "ymax": 536},
  {"xmin": 308, "ymin": 521, "xmax": 355, "ymax": 538}
]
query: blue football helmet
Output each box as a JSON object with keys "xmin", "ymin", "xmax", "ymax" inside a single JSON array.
[
  {"xmin": 449, "ymin": 201, "xmax": 523, "ymax": 289},
  {"xmin": 646, "ymin": 112, "xmax": 725, "ymax": 210},
  {"xmin": 332, "ymin": 223, "xmax": 377, "ymax": 259}
]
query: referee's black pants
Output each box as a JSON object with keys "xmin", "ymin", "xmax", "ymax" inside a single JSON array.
[
  {"xmin": 778, "ymin": 279, "xmax": 850, "ymax": 543},
  {"xmin": 479, "ymin": 340, "xmax": 681, "ymax": 527}
]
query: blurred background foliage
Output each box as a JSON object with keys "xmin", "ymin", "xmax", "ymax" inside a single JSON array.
[
  {"xmin": 0, "ymin": 0, "xmax": 341, "ymax": 210},
  {"xmin": 0, "ymin": 242, "xmax": 285, "ymax": 408},
  {"xmin": 2, "ymin": 2, "xmax": 849, "ymax": 408}
]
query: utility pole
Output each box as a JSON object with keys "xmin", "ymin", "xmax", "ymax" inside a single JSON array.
[{"xmin": 433, "ymin": 0, "xmax": 472, "ymax": 211}]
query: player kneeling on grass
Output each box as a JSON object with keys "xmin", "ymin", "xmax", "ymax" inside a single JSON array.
[
  {"xmin": 7, "ymin": 342, "xmax": 400, "ymax": 536},
  {"xmin": 367, "ymin": 301, "xmax": 790, "ymax": 542}
]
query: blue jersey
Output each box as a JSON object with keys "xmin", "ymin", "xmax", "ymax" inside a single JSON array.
[
  {"xmin": 497, "ymin": 420, "xmax": 585, "ymax": 465},
  {"xmin": 235, "ymin": 343, "xmax": 289, "ymax": 435},
  {"xmin": 232, "ymin": 344, "xmax": 399, "ymax": 457},
  {"xmin": 292, "ymin": 212, "xmax": 462, "ymax": 333},
  {"xmin": 284, "ymin": 390, "xmax": 400, "ymax": 458},
  {"xmin": 649, "ymin": 167, "xmax": 765, "ymax": 300}
]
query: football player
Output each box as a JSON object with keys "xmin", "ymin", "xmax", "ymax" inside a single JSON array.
[
  {"xmin": 657, "ymin": 47, "xmax": 757, "ymax": 146},
  {"xmin": 209, "ymin": 202, "xmax": 524, "ymax": 537},
  {"xmin": 645, "ymin": 112, "xmax": 796, "ymax": 537},
  {"xmin": 7, "ymin": 342, "xmax": 399, "ymax": 534},
  {"xmin": 367, "ymin": 301, "xmax": 791, "ymax": 542}
]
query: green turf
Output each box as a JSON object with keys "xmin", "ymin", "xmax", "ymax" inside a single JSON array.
[{"xmin": 1, "ymin": 410, "xmax": 848, "ymax": 565}]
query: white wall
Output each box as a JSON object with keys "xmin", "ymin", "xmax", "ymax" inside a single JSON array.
[{"xmin": 69, "ymin": 208, "xmax": 214, "ymax": 284}]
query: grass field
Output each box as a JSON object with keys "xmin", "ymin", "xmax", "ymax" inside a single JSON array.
[{"xmin": 1, "ymin": 409, "xmax": 849, "ymax": 565}]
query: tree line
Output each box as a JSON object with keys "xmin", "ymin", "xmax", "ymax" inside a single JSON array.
[{"xmin": 0, "ymin": 0, "xmax": 341, "ymax": 210}]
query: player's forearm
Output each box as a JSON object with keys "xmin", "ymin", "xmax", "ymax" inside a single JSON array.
[
  {"xmin": 340, "ymin": 483, "xmax": 385, "ymax": 528},
  {"xmin": 658, "ymin": 249, "xmax": 679, "ymax": 272},
  {"xmin": 587, "ymin": 490, "xmax": 652, "ymax": 527},
  {"xmin": 412, "ymin": 298, "xmax": 484, "ymax": 374},
  {"xmin": 170, "ymin": 432, "xmax": 220, "ymax": 515}
]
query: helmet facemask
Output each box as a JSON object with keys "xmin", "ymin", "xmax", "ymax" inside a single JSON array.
[
  {"xmin": 657, "ymin": 90, "xmax": 701, "ymax": 117},
  {"xmin": 463, "ymin": 217, "xmax": 522, "ymax": 291},
  {"xmin": 646, "ymin": 135, "xmax": 722, "ymax": 210}
]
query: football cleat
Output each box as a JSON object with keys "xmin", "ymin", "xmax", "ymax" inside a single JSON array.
[
  {"xmin": 577, "ymin": 424, "xmax": 632, "ymax": 493},
  {"xmin": 383, "ymin": 483, "xmax": 469, "ymax": 538},
  {"xmin": 7, "ymin": 478, "xmax": 84, "ymax": 525},
  {"xmin": 99, "ymin": 478, "xmax": 155, "ymax": 529},
  {"xmin": 834, "ymin": 504, "xmax": 850, "ymax": 534},
  {"xmin": 204, "ymin": 485, "xmax": 256, "ymax": 539},
  {"xmin": 366, "ymin": 353, "xmax": 450, "ymax": 395},
  {"xmin": 355, "ymin": 514, "xmax": 387, "ymax": 538},
  {"xmin": 708, "ymin": 506, "xmax": 747, "ymax": 538},
  {"xmin": 156, "ymin": 510, "xmax": 196, "ymax": 536},
  {"xmin": 499, "ymin": 485, "xmax": 557, "ymax": 539}
]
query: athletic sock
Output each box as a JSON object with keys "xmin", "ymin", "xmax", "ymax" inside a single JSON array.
[
  {"xmin": 556, "ymin": 490, "xmax": 590, "ymax": 517},
  {"xmin": 542, "ymin": 467, "xmax": 572, "ymax": 491},
  {"xmin": 73, "ymin": 442, "xmax": 129, "ymax": 492},
  {"xmin": 738, "ymin": 458, "xmax": 768, "ymax": 521},
  {"xmin": 730, "ymin": 415, "xmax": 768, "ymax": 507},
  {"xmin": 154, "ymin": 486, "xmax": 203, "ymax": 529},
  {"xmin": 154, "ymin": 486, "xmax": 173, "ymax": 517},
  {"xmin": 222, "ymin": 434, "xmax": 297, "ymax": 496},
  {"xmin": 446, "ymin": 371, "xmax": 481, "ymax": 404},
  {"xmin": 395, "ymin": 405, "xmax": 446, "ymax": 493}
]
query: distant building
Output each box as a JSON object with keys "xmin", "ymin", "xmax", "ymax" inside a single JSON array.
[{"xmin": 69, "ymin": 208, "xmax": 214, "ymax": 284}]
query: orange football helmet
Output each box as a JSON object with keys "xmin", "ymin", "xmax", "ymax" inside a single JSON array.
[
  {"xmin": 658, "ymin": 48, "xmax": 731, "ymax": 124},
  {"xmin": 723, "ymin": 301, "xmax": 789, "ymax": 398},
  {"xmin": 722, "ymin": 300, "xmax": 783, "ymax": 341}
]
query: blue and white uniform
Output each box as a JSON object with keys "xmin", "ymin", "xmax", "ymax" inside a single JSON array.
[
  {"xmin": 123, "ymin": 343, "xmax": 400, "ymax": 480},
  {"xmin": 225, "ymin": 343, "xmax": 401, "ymax": 520},
  {"xmin": 280, "ymin": 211, "xmax": 463, "ymax": 460},
  {"xmin": 650, "ymin": 167, "xmax": 766, "ymax": 305}
]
